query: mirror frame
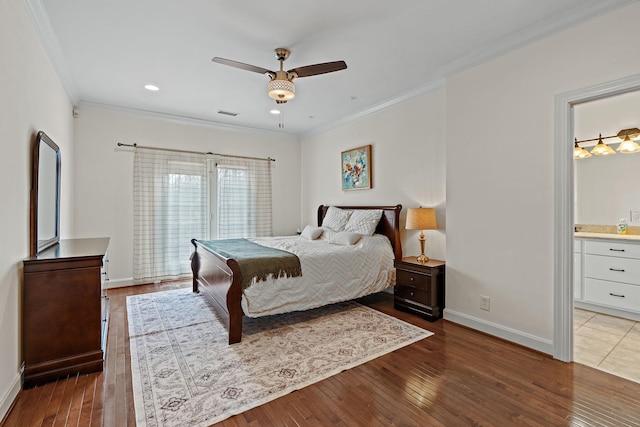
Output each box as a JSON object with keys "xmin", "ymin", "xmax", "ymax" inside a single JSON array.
[{"xmin": 30, "ymin": 131, "xmax": 61, "ymax": 255}]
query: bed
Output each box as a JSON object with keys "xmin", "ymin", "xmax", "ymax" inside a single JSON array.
[{"xmin": 190, "ymin": 204, "xmax": 402, "ymax": 344}]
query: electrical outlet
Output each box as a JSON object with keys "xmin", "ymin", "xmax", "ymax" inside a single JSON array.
[
  {"xmin": 480, "ymin": 296, "xmax": 491, "ymax": 311},
  {"xmin": 631, "ymin": 210, "xmax": 640, "ymax": 223}
]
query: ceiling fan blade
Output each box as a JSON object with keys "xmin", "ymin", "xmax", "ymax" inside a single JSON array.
[
  {"xmin": 212, "ymin": 57, "xmax": 274, "ymax": 77},
  {"xmin": 288, "ymin": 61, "xmax": 347, "ymax": 78}
]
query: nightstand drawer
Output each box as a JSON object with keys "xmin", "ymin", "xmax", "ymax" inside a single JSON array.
[
  {"xmin": 395, "ymin": 285, "xmax": 429, "ymax": 305},
  {"xmin": 396, "ymin": 269, "xmax": 430, "ymax": 290}
]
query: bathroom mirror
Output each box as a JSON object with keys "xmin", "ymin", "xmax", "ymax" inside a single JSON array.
[{"xmin": 30, "ymin": 131, "xmax": 61, "ymax": 255}]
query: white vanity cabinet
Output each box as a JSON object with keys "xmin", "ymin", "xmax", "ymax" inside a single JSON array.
[
  {"xmin": 575, "ymin": 237, "xmax": 640, "ymax": 321},
  {"xmin": 573, "ymin": 239, "xmax": 582, "ymax": 300}
]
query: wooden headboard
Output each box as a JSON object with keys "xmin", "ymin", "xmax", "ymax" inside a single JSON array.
[{"xmin": 317, "ymin": 204, "xmax": 403, "ymax": 260}]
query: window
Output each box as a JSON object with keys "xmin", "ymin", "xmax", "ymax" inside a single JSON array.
[{"xmin": 133, "ymin": 148, "xmax": 272, "ymax": 281}]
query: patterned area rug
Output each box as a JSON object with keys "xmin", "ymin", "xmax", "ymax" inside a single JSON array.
[{"xmin": 127, "ymin": 288, "xmax": 433, "ymax": 426}]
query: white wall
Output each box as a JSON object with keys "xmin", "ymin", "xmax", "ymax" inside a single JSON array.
[
  {"xmin": 574, "ymin": 91, "xmax": 640, "ymax": 226},
  {"xmin": 0, "ymin": 0, "xmax": 74, "ymax": 419},
  {"xmin": 445, "ymin": 2, "xmax": 640, "ymax": 352},
  {"xmin": 73, "ymin": 106, "xmax": 302, "ymax": 284},
  {"xmin": 301, "ymin": 87, "xmax": 446, "ymax": 262}
]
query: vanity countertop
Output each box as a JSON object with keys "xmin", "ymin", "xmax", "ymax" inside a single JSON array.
[{"xmin": 574, "ymin": 232, "xmax": 640, "ymax": 241}]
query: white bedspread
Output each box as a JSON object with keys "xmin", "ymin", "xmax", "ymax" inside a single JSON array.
[{"xmin": 241, "ymin": 234, "xmax": 396, "ymax": 317}]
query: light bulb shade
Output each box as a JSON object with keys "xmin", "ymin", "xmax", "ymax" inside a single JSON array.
[
  {"xmin": 406, "ymin": 208, "xmax": 437, "ymax": 230},
  {"xmin": 616, "ymin": 135, "xmax": 640, "ymax": 154},
  {"xmin": 590, "ymin": 139, "xmax": 615, "ymax": 156},
  {"xmin": 573, "ymin": 139, "xmax": 591, "ymax": 159},
  {"xmin": 268, "ymin": 79, "xmax": 295, "ymax": 101}
]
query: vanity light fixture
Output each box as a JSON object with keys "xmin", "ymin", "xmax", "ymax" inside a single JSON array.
[
  {"xmin": 574, "ymin": 127, "xmax": 640, "ymax": 159},
  {"xmin": 616, "ymin": 128, "xmax": 640, "ymax": 153},
  {"xmin": 573, "ymin": 138, "xmax": 591, "ymax": 159},
  {"xmin": 590, "ymin": 134, "xmax": 616, "ymax": 156}
]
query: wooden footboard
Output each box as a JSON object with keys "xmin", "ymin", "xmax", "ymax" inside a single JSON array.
[{"xmin": 190, "ymin": 238, "xmax": 244, "ymax": 344}]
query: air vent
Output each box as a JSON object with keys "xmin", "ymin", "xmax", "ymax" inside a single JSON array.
[{"xmin": 217, "ymin": 110, "xmax": 239, "ymax": 117}]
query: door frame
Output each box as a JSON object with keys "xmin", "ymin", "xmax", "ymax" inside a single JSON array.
[{"xmin": 553, "ymin": 73, "xmax": 640, "ymax": 361}]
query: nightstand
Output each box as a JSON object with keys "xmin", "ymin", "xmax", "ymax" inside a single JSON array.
[{"xmin": 394, "ymin": 257, "xmax": 445, "ymax": 321}]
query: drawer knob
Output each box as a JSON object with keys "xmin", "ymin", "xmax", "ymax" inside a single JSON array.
[
  {"xmin": 410, "ymin": 291, "xmax": 414, "ymax": 297},
  {"xmin": 609, "ymin": 292, "xmax": 625, "ymax": 298},
  {"xmin": 409, "ymin": 277, "xmax": 414, "ymax": 282},
  {"xmin": 609, "ymin": 268, "xmax": 625, "ymax": 272},
  {"xmin": 609, "ymin": 248, "xmax": 625, "ymax": 252}
]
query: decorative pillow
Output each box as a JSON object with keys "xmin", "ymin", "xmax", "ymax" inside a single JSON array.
[
  {"xmin": 329, "ymin": 231, "xmax": 362, "ymax": 246},
  {"xmin": 322, "ymin": 206, "xmax": 352, "ymax": 231},
  {"xmin": 344, "ymin": 209, "xmax": 383, "ymax": 236},
  {"xmin": 319, "ymin": 227, "xmax": 337, "ymax": 241},
  {"xmin": 300, "ymin": 225, "xmax": 323, "ymax": 240}
]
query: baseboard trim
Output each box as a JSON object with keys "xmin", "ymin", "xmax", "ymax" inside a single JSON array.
[
  {"xmin": 443, "ymin": 309, "xmax": 554, "ymax": 355},
  {"xmin": 105, "ymin": 277, "xmax": 135, "ymax": 289},
  {"xmin": 0, "ymin": 373, "xmax": 21, "ymax": 424},
  {"xmin": 105, "ymin": 276, "xmax": 193, "ymax": 289},
  {"xmin": 575, "ymin": 300, "xmax": 640, "ymax": 322}
]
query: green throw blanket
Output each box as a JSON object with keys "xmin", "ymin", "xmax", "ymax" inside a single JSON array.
[{"xmin": 198, "ymin": 238, "xmax": 302, "ymax": 290}]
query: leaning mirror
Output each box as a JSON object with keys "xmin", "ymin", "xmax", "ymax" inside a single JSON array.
[{"xmin": 30, "ymin": 131, "xmax": 61, "ymax": 255}]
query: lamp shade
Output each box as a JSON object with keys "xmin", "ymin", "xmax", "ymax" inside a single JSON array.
[
  {"xmin": 617, "ymin": 135, "xmax": 640, "ymax": 154},
  {"xmin": 573, "ymin": 138, "xmax": 591, "ymax": 159},
  {"xmin": 590, "ymin": 135, "xmax": 615, "ymax": 156},
  {"xmin": 406, "ymin": 208, "xmax": 437, "ymax": 230}
]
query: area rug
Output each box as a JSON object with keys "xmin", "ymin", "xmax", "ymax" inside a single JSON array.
[{"xmin": 127, "ymin": 288, "xmax": 433, "ymax": 427}]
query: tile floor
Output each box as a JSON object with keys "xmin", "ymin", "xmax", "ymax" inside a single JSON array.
[{"xmin": 574, "ymin": 308, "xmax": 640, "ymax": 383}]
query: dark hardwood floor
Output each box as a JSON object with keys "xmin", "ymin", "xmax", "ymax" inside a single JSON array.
[{"xmin": 4, "ymin": 281, "xmax": 640, "ymax": 426}]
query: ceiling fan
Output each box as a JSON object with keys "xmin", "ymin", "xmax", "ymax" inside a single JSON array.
[{"xmin": 212, "ymin": 48, "xmax": 347, "ymax": 104}]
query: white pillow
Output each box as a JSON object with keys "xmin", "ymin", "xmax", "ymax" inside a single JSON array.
[
  {"xmin": 319, "ymin": 228, "xmax": 337, "ymax": 241},
  {"xmin": 322, "ymin": 206, "xmax": 352, "ymax": 231},
  {"xmin": 345, "ymin": 209, "xmax": 383, "ymax": 236},
  {"xmin": 300, "ymin": 225, "xmax": 323, "ymax": 240},
  {"xmin": 330, "ymin": 231, "xmax": 362, "ymax": 246}
]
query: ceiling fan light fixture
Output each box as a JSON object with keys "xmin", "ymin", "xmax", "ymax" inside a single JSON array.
[{"xmin": 268, "ymin": 79, "xmax": 295, "ymax": 102}]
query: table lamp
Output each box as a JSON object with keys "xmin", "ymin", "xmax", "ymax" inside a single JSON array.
[{"xmin": 406, "ymin": 207, "xmax": 437, "ymax": 263}]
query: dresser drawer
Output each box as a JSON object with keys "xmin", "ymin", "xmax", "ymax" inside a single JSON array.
[
  {"xmin": 584, "ymin": 254, "xmax": 640, "ymax": 285},
  {"xmin": 584, "ymin": 240, "xmax": 640, "ymax": 260},
  {"xmin": 396, "ymin": 269, "xmax": 431, "ymax": 290},
  {"xmin": 584, "ymin": 278, "xmax": 640, "ymax": 312}
]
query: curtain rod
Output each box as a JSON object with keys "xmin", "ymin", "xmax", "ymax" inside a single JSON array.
[{"xmin": 116, "ymin": 142, "xmax": 275, "ymax": 162}]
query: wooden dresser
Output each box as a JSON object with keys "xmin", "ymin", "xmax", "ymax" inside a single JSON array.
[
  {"xmin": 22, "ymin": 237, "xmax": 110, "ymax": 388},
  {"xmin": 394, "ymin": 257, "xmax": 445, "ymax": 321}
]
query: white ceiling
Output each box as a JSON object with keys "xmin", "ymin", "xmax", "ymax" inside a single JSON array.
[{"xmin": 29, "ymin": 0, "xmax": 635, "ymax": 137}]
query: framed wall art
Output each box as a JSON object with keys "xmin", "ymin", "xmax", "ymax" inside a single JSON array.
[{"xmin": 341, "ymin": 144, "xmax": 372, "ymax": 191}]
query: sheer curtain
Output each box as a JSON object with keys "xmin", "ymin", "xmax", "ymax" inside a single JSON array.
[
  {"xmin": 216, "ymin": 156, "xmax": 272, "ymax": 238},
  {"xmin": 133, "ymin": 148, "xmax": 208, "ymax": 281},
  {"xmin": 133, "ymin": 148, "xmax": 273, "ymax": 281}
]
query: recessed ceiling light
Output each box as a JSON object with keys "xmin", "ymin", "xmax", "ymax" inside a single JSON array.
[
  {"xmin": 270, "ymin": 109, "xmax": 281, "ymax": 115},
  {"xmin": 144, "ymin": 84, "xmax": 160, "ymax": 91}
]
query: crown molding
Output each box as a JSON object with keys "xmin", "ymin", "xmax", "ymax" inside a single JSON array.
[
  {"xmin": 438, "ymin": 0, "xmax": 637, "ymax": 78},
  {"xmin": 301, "ymin": 78, "xmax": 445, "ymax": 140},
  {"xmin": 78, "ymin": 101, "xmax": 300, "ymax": 139},
  {"xmin": 24, "ymin": 0, "xmax": 79, "ymax": 104}
]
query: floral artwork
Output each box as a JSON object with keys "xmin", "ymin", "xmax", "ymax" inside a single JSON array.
[{"xmin": 341, "ymin": 145, "xmax": 372, "ymax": 190}]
